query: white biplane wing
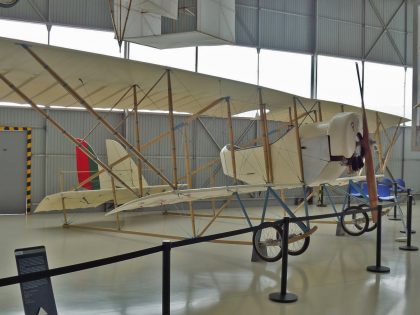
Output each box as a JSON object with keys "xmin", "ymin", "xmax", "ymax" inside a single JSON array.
[
  {"xmin": 0, "ymin": 36, "xmax": 406, "ymax": 130},
  {"xmin": 106, "ymin": 184, "xmax": 293, "ymax": 215},
  {"xmin": 106, "ymin": 174, "xmax": 384, "ymax": 215}
]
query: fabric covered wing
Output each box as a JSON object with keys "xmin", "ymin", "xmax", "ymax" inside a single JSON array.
[{"xmin": 106, "ymin": 184, "xmax": 292, "ymax": 215}]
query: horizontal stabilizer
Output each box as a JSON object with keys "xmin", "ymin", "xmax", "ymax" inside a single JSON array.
[{"xmin": 35, "ymin": 185, "xmax": 173, "ymax": 212}]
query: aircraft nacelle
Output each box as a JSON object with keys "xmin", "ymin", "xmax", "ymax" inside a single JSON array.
[{"xmin": 220, "ymin": 112, "xmax": 362, "ymax": 186}]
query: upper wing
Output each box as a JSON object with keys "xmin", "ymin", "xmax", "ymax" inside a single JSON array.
[
  {"xmin": 106, "ymin": 184, "xmax": 293, "ymax": 215},
  {"xmin": 0, "ymin": 36, "xmax": 405, "ymax": 130},
  {"xmin": 35, "ymin": 185, "xmax": 173, "ymax": 212}
]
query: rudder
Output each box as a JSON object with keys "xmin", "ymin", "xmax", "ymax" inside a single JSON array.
[{"xmin": 75, "ymin": 138, "xmax": 101, "ymax": 190}]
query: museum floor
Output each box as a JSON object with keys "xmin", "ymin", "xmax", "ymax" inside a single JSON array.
[{"xmin": 0, "ymin": 203, "xmax": 419, "ymax": 315}]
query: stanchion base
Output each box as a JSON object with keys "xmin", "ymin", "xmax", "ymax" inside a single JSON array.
[
  {"xmin": 367, "ymin": 265, "xmax": 390, "ymax": 273},
  {"xmin": 400, "ymin": 230, "xmax": 416, "ymax": 234},
  {"xmin": 399, "ymin": 245, "xmax": 419, "ymax": 251},
  {"xmin": 335, "ymin": 222, "xmax": 346, "ymax": 236},
  {"xmin": 251, "ymin": 248, "xmax": 267, "ymax": 263},
  {"xmin": 388, "ymin": 217, "xmax": 401, "ymax": 221},
  {"xmin": 269, "ymin": 292, "xmax": 298, "ymax": 303}
]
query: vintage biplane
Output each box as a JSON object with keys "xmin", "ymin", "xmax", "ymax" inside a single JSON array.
[{"xmin": 0, "ymin": 36, "xmax": 405, "ymax": 261}]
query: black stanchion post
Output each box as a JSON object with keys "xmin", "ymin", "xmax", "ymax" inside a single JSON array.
[
  {"xmin": 269, "ymin": 217, "xmax": 298, "ymax": 303},
  {"xmin": 162, "ymin": 240, "xmax": 171, "ymax": 315},
  {"xmin": 367, "ymin": 205, "xmax": 390, "ymax": 273},
  {"xmin": 389, "ymin": 182, "xmax": 401, "ymax": 221},
  {"xmin": 400, "ymin": 195, "xmax": 419, "ymax": 251},
  {"xmin": 401, "ymin": 189, "xmax": 416, "ymax": 234}
]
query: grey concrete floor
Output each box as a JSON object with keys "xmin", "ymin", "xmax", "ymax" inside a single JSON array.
[{"xmin": 0, "ymin": 204, "xmax": 418, "ymax": 315}]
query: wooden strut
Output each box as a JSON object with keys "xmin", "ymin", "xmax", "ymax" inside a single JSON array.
[
  {"xmin": 226, "ymin": 98, "xmax": 238, "ymax": 184},
  {"xmin": 379, "ymin": 120, "xmax": 393, "ymax": 143},
  {"xmin": 198, "ymin": 196, "xmax": 234, "ymax": 237},
  {"xmin": 375, "ymin": 112, "xmax": 384, "ymax": 172},
  {"xmin": 110, "ymin": 177, "xmax": 121, "ymax": 230},
  {"xmin": 318, "ymin": 102, "xmax": 323, "ymax": 122},
  {"xmin": 166, "ymin": 70, "xmax": 178, "ymax": 189},
  {"xmin": 59, "ymin": 172, "xmax": 68, "ymax": 225},
  {"xmin": 66, "ymin": 223, "xmax": 316, "ymax": 246},
  {"xmin": 210, "ymin": 173, "xmax": 217, "ymax": 216},
  {"xmin": 293, "ymin": 192, "xmax": 314, "ymax": 214},
  {"xmin": 109, "ymin": 0, "xmax": 133, "ymax": 47},
  {"xmin": 258, "ymin": 88, "xmax": 273, "ymax": 183},
  {"xmin": 165, "ymin": 210, "xmax": 391, "ymax": 226},
  {"xmin": 381, "ymin": 118, "xmax": 403, "ymax": 173},
  {"xmin": 292, "ymin": 100, "xmax": 305, "ymax": 182},
  {"xmin": 0, "ymin": 73, "xmax": 140, "ymax": 198},
  {"xmin": 120, "ymin": 0, "xmax": 133, "ymax": 46},
  {"xmin": 182, "ymin": 127, "xmax": 196, "ymax": 236},
  {"xmin": 133, "ymin": 85, "xmax": 144, "ymax": 197},
  {"xmin": 68, "ymin": 223, "xmax": 254, "ymax": 245},
  {"xmin": 21, "ymin": 45, "xmax": 175, "ymax": 190},
  {"xmin": 112, "ymin": 71, "xmax": 167, "ymax": 132}
]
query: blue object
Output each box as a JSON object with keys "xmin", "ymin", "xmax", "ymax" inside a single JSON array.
[
  {"xmin": 377, "ymin": 183, "xmax": 395, "ymax": 201},
  {"xmin": 362, "ymin": 182, "xmax": 369, "ymax": 198},
  {"xmin": 349, "ymin": 183, "xmax": 363, "ymax": 198},
  {"xmin": 395, "ymin": 178, "xmax": 406, "ymax": 193},
  {"xmin": 381, "ymin": 177, "xmax": 393, "ymax": 188}
]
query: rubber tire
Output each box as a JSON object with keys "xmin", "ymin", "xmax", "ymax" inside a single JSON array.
[
  {"xmin": 340, "ymin": 206, "xmax": 369, "ymax": 236},
  {"xmin": 359, "ymin": 204, "xmax": 377, "ymax": 232},
  {"xmin": 287, "ymin": 222, "xmax": 311, "ymax": 256},
  {"xmin": 252, "ymin": 225, "xmax": 283, "ymax": 262}
]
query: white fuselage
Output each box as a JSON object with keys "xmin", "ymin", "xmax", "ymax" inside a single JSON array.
[{"xmin": 220, "ymin": 112, "xmax": 361, "ymax": 187}]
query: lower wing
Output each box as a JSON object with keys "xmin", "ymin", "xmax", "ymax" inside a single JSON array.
[
  {"xmin": 106, "ymin": 184, "xmax": 293, "ymax": 216},
  {"xmin": 106, "ymin": 175, "xmax": 385, "ymax": 216}
]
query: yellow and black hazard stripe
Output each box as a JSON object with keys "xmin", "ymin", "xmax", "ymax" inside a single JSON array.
[{"xmin": 0, "ymin": 126, "xmax": 33, "ymax": 213}]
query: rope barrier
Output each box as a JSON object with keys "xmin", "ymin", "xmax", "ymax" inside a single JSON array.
[{"xmin": 0, "ymin": 203, "xmax": 394, "ymax": 287}]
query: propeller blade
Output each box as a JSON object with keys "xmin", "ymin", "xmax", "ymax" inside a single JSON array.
[{"xmin": 355, "ymin": 63, "xmax": 378, "ymax": 223}]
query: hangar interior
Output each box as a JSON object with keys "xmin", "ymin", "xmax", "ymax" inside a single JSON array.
[{"xmin": 0, "ymin": 0, "xmax": 419, "ymax": 314}]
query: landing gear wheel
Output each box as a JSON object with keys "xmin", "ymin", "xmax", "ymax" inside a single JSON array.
[
  {"xmin": 252, "ymin": 225, "xmax": 283, "ymax": 262},
  {"xmin": 340, "ymin": 206, "xmax": 369, "ymax": 236},
  {"xmin": 359, "ymin": 204, "xmax": 377, "ymax": 232},
  {"xmin": 287, "ymin": 222, "xmax": 310, "ymax": 256}
]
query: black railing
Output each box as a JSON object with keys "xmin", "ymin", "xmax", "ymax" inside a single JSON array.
[{"xmin": 0, "ymin": 200, "xmax": 414, "ymax": 314}]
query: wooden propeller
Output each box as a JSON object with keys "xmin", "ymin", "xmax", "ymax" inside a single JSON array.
[{"xmin": 356, "ymin": 63, "xmax": 378, "ymax": 223}]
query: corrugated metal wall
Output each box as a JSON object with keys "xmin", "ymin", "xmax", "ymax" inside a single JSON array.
[
  {"xmin": 0, "ymin": 0, "xmax": 413, "ymax": 66},
  {"xmin": 1, "ymin": 106, "xmax": 417, "ymax": 210}
]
